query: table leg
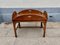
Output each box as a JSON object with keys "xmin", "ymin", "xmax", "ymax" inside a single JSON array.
[
  {"xmin": 40, "ymin": 22, "xmax": 43, "ymax": 28},
  {"xmin": 18, "ymin": 22, "xmax": 21, "ymax": 28},
  {"xmin": 43, "ymin": 22, "xmax": 46, "ymax": 37},
  {"xmin": 13, "ymin": 22, "xmax": 17, "ymax": 37}
]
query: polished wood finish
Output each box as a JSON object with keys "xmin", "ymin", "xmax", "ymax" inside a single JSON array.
[{"xmin": 12, "ymin": 9, "xmax": 48, "ymax": 37}]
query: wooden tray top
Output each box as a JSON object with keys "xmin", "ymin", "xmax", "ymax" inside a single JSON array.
[{"xmin": 12, "ymin": 9, "xmax": 48, "ymax": 21}]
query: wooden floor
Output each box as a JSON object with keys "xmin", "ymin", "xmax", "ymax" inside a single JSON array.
[{"xmin": 0, "ymin": 22, "xmax": 60, "ymax": 45}]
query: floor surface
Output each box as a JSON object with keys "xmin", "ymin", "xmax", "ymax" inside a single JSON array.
[{"xmin": 0, "ymin": 22, "xmax": 60, "ymax": 45}]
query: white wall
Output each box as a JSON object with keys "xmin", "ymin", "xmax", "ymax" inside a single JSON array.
[{"xmin": 0, "ymin": 0, "xmax": 60, "ymax": 8}]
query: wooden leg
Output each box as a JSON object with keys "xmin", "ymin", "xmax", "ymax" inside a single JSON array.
[
  {"xmin": 40, "ymin": 22, "xmax": 43, "ymax": 28},
  {"xmin": 43, "ymin": 22, "xmax": 46, "ymax": 37},
  {"xmin": 18, "ymin": 22, "xmax": 21, "ymax": 28},
  {"xmin": 13, "ymin": 22, "xmax": 17, "ymax": 37}
]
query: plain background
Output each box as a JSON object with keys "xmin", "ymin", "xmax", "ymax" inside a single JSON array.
[
  {"xmin": 0, "ymin": 0, "xmax": 60, "ymax": 23},
  {"xmin": 0, "ymin": 0, "xmax": 60, "ymax": 8}
]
